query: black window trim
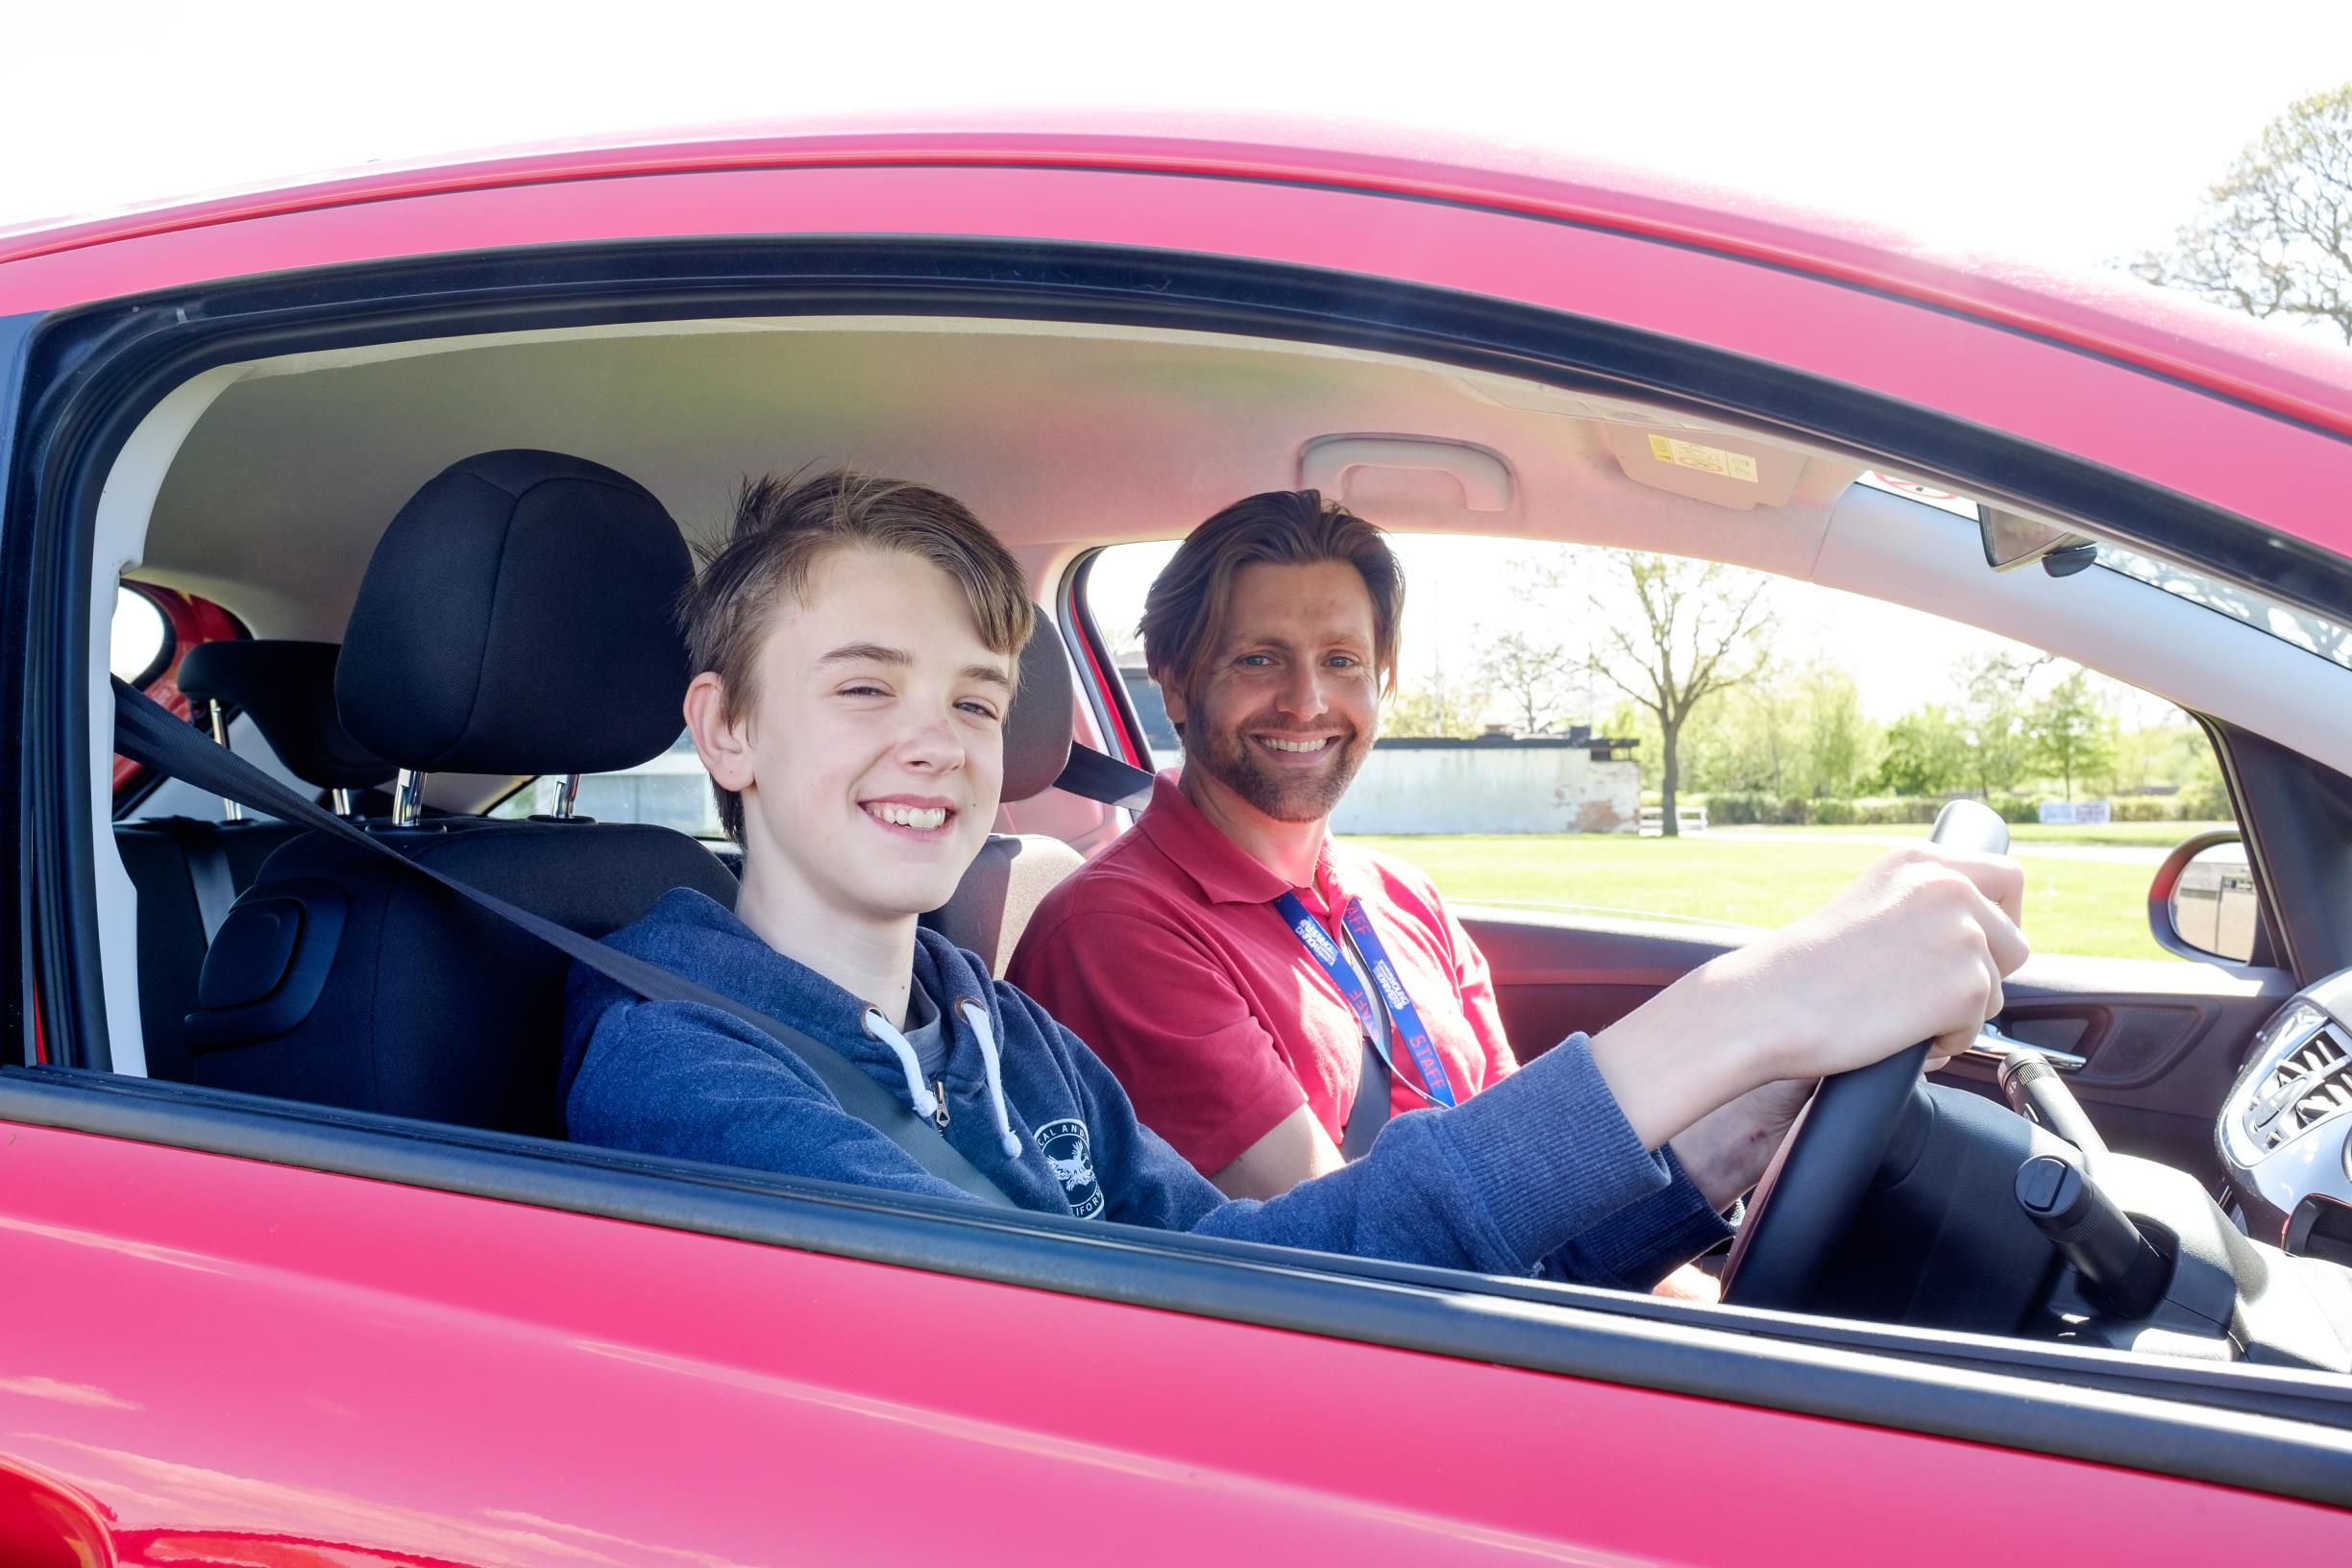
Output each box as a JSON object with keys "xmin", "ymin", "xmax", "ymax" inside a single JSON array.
[{"xmin": 12, "ymin": 238, "xmax": 2352, "ymax": 1502}]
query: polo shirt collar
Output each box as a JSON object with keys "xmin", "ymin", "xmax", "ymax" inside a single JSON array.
[{"xmin": 1135, "ymin": 768, "xmax": 1348, "ymax": 908}]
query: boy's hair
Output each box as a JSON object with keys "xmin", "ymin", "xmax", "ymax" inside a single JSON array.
[
  {"xmin": 681, "ymin": 467, "xmax": 1034, "ymax": 842},
  {"xmin": 1139, "ymin": 489, "xmax": 1404, "ymax": 734}
]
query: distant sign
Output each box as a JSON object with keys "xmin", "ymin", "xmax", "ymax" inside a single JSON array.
[{"xmin": 2038, "ymin": 800, "xmax": 2112, "ymax": 825}]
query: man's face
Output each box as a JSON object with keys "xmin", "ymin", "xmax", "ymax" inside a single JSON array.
[
  {"xmin": 1164, "ymin": 559, "xmax": 1382, "ymax": 824},
  {"xmin": 700, "ymin": 548, "xmax": 1010, "ymax": 924}
]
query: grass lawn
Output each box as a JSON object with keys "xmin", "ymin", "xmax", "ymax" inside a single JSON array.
[
  {"xmin": 1344, "ymin": 832, "xmax": 2184, "ymax": 962},
  {"xmin": 1708, "ymin": 820, "xmax": 2233, "ymax": 849}
]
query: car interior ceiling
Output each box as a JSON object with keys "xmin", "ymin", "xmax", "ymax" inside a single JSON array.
[{"xmin": 66, "ymin": 306, "xmax": 2352, "ymax": 1375}]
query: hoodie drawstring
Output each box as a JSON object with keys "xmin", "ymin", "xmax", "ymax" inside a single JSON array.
[
  {"xmin": 861, "ymin": 1009, "xmax": 941, "ymax": 1123},
  {"xmin": 862, "ymin": 1002, "xmax": 1025, "ymax": 1164},
  {"xmin": 957, "ymin": 998, "xmax": 1025, "ymax": 1162}
]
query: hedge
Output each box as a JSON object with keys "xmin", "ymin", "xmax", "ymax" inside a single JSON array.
[{"xmin": 1696, "ymin": 792, "xmax": 2226, "ymax": 826}]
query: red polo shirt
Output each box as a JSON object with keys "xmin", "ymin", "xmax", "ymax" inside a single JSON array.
[{"xmin": 1010, "ymin": 772, "xmax": 1517, "ymax": 1176}]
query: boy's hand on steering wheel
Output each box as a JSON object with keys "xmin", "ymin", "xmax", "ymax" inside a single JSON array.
[{"xmin": 1594, "ymin": 843, "xmax": 2028, "ymax": 1154}]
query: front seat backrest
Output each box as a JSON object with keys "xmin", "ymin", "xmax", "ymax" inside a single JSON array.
[
  {"xmin": 920, "ymin": 619, "xmax": 1087, "ymax": 974},
  {"xmin": 184, "ymin": 450, "xmax": 737, "ymax": 1134}
]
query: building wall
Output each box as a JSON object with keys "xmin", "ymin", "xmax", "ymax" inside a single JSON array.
[{"xmin": 1330, "ymin": 743, "xmax": 1641, "ymax": 835}]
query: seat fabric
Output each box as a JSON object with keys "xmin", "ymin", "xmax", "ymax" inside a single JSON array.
[
  {"xmin": 188, "ymin": 823, "xmax": 735, "ymax": 1133},
  {"xmin": 115, "ymin": 819, "xmax": 303, "ymax": 1082}
]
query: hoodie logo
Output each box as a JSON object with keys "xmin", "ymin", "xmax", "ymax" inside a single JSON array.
[{"xmin": 1033, "ymin": 1117, "xmax": 1103, "ymax": 1219}]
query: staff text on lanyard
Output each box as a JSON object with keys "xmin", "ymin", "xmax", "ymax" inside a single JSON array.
[{"xmin": 1273, "ymin": 892, "xmax": 1458, "ymax": 1110}]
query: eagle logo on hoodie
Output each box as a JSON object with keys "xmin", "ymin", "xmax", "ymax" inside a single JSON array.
[{"xmin": 1033, "ymin": 1117, "xmax": 1103, "ymax": 1219}]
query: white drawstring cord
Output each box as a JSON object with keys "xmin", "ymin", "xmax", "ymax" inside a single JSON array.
[
  {"xmin": 860, "ymin": 1008, "xmax": 941, "ymax": 1121},
  {"xmin": 957, "ymin": 998, "xmax": 1025, "ymax": 1161}
]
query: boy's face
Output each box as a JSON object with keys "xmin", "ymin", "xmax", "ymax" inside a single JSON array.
[{"xmin": 694, "ymin": 548, "xmax": 1011, "ymax": 926}]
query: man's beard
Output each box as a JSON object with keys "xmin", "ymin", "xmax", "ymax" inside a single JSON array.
[{"xmin": 1187, "ymin": 708, "xmax": 1372, "ymax": 823}]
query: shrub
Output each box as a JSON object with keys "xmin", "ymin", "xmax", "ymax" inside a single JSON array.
[{"xmin": 1811, "ymin": 797, "xmax": 1856, "ymax": 825}]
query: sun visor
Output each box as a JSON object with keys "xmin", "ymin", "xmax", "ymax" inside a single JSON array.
[{"xmin": 1599, "ymin": 426, "xmax": 1805, "ymax": 510}]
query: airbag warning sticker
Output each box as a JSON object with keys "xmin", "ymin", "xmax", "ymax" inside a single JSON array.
[{"xmin": 1648, "ymin": 435, "xmax": 1758, "ymax": 481}]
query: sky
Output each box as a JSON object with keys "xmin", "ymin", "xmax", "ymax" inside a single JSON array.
[{"xmin": 23, "ymin": 0, "xmax": 2352, "ymax": 727}]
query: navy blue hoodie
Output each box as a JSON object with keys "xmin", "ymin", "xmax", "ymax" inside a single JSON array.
[{"xmin": 562, "ymin": 889, "xmax": 1730, "ymax": 1287}]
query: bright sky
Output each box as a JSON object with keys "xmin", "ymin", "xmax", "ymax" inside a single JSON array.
[{"xmin": 19, "ymin": 0, "xmax": 2349, "ymax": 728}]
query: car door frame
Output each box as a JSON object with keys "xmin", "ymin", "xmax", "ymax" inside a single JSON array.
[{"xmin": 8, "ymin": 229, "xmax": 2352, "ymax": 1519}]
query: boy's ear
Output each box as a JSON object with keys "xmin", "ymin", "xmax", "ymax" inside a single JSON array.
[{"xmin": 683, "ymin": 672, "xmax": 755, "ymax": 795}]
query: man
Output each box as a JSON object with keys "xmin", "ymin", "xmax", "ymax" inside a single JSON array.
[
  {"xmin": 564, "ymin": 471, "xmax": 2023, "ymax": 1297},
  {"xmin": 1011, "ymin": 492, "xmax": 1940, "ymax": 1238}
]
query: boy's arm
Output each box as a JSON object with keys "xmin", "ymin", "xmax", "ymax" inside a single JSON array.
[
  {"xmin": 567, "ymin": 997, "xmax": 1011, "ymax": 1203},
  {"xmin": 1026, "ymin": 985, "xmax": 1700, "ymax": 1280},
  {"xmin": 1011, "ymin": 908, "xmax": 1312, "ymax": 1178}
]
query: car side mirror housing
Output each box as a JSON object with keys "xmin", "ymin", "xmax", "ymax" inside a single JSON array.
[{"xmin": 2148, "ymin": 829, "xmax": 2258, "ymax": 964}]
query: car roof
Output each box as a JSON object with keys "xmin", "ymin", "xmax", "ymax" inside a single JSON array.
[{"xmin": 10, "ymin": 112, "xmax": 2352, "ymax": 441}]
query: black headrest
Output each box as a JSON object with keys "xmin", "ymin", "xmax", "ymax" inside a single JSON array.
[
  {"xmin": 176, "ymin": 639, "xmax": 394, "ymax": 792},
  {"xmin": 1004, "ymin": 616, "xmax": 1076, "ymax": 802},
  {"xmin": 337, "ymin": 451, "xmax": 693, "ymax": 776}
]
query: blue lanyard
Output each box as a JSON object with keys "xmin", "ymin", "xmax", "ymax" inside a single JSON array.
[{"xmin": 1272, "ymin": 892, "xmax": 1458, "ymax": 1110}]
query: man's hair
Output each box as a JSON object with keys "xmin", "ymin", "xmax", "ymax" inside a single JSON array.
[
  {"xmin": 680, "ymin": 466, "xmax": 1034, "ymax": 842},
  {"xmin": 1139, "ymin": 489, "xmax": 1404, "ymax": 730}
]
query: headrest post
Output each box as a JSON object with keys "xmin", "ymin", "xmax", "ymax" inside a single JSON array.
[
  {"xmin": 392, "ymin": 769, "xmax": 427, "ymax": 828},
  {"xmin": 551, "ymin": 772, "xmax": 582, "ymax": 821},
  {"xmin": 207, "ymin": 700, "xmax": 245, "ymax": 823},
  {"xmin": 331, "ymin": 788, "xmax": 355, "ymax": 818}
]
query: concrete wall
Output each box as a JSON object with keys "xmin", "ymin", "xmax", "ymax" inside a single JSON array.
[{"xmin": 1330, "ymin": 741, "xmax": 1641, "ymax": 835}]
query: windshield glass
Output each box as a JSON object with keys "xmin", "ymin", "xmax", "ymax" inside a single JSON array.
[{"xmin": 2097, "ymin": 545, "xmax": 2352, "ymax": 671}]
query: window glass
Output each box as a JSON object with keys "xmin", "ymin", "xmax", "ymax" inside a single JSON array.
[
  {"xmin": 1082, "ymin": 535, "xmax": 2233, "ymax": 963},
  {"xmin": 490, "ymin": 729, "xmax": 723, "ymax": 837},
  {"xmin": 109, "ymin": 586, "xmax": 171, "ymax": 686}
]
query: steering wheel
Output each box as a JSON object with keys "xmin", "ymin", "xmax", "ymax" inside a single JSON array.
[{"xmin": 1720, "ymin": 799, "xmax": 2011, "ymax": 1312}]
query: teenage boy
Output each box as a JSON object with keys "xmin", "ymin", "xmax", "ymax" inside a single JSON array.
[{"xmin": 562, "ymin": 470, "xmax": 2025, "ymax": 1291}]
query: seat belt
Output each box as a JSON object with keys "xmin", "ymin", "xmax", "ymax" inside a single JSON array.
[
  {"xmin": 111, "ymin": 678, "xmax": 1019, "ymax": 1210},
  {"xmin": 149, "ymin": 817, "xmax": 237, "ymax": 943},
  {"xmin": 1338, "ymin": 1035, "xmax": 1391, "ymax": 1161},
  {"xmin": 1050, "ymin": 742, "xmax": 1153, "ymax": 810}
]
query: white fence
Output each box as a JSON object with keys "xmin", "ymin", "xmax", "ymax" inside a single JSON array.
[{"xmin": 1638, "ymin": 804, "xmax": 1709, "ymax": 837}]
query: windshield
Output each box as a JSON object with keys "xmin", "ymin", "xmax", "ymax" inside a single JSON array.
[{"xmin": 2097, "ymin": 544, "xmax": 2352, "ymax": 671}]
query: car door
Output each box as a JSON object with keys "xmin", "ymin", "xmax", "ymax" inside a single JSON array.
[{"xmin": 7, "ymin": 141, "xmax": 2352, "ymax": 1562}]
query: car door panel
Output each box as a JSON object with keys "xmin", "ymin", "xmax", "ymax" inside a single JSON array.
[
  {"xmin": 7, "ymin": 1117, "xmax": 2349, "ymax": 1562},
  {"xmin": 1463, "ymin": 908, "xmax": 2294, "ymax": 1178}
]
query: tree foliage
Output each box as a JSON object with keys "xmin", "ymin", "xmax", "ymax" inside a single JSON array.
[
  {"xmin": 2133, "ymin": 85, "xmax": 2352, "ymax": 343},
  {"xmin": 2027, "ymin": 670, "xmax": 2119, "ymax": 801},
  {"xmin": 1876, "ymin": 702, "xmax": 1972, "ymax": 796}
]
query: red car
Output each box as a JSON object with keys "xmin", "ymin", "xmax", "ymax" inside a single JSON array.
[{"xmin": 4, "ymin": 121, "xmax": 2352, "ymax": 1563}]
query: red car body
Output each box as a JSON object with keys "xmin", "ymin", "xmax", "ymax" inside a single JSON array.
[{"xmin": 4, "ymin": 122, "xmax": 2351, "ymax": 1562}]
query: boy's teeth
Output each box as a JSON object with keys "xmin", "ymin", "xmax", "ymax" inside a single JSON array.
[
  {"xmin": 871, "ymin": 803, "xmax": 948, "ymax": 831},
  {"xmin": 1262, "ymin": 737, "xmax": 1326, "ymax": 752}
]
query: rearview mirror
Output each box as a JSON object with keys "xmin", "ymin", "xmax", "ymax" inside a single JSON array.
[
  {"xmin": 2150, "ymin": 831, "xmax": 2257, "ymax": 964},
  {"xmin": 1980, "ymin": 507, "xmax": 2096, "ymax": 573}
]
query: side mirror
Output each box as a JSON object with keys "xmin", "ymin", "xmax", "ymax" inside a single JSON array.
[{"xmin": 2148, "ymin": 829, "xmax": 2258, "ymax": 964}]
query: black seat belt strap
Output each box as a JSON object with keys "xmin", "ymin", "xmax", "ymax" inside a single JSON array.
[
  {"xmin": 1050, "ymin": 741, "xmax": 1154, "ymax": 810},
  {"xmin": 1338, "ymin": 1034, "xmax": 1391, "ymax": 1161},
  {"xmin": 151, "ymin": 816, "xmax": 237, "ymax": 943},
  {"xmin": 113, "ymin": 679, "xmax": 1019, "ymax": 1209}
]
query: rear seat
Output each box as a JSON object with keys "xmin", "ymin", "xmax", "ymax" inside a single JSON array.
[{"xmin": 115, "ymin": 640, "xmax": 391, "ymax": 1081}]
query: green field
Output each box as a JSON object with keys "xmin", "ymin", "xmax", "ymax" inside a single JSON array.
[
  {"xmin": 1709, "ymin": 821, "xmax": 2233, "ymax": 848},
  {"xmin": 1343, "ymin": 828, "xmax": 2202, "ymax": 962}
]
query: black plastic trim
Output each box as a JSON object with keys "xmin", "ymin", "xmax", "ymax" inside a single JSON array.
[
  {"xmin": 1, "ymin": 1066, "xmax": 2347, "ymax": 1504},
  {"xmin": 1059, "ymin": 548, "xmax": 1154, "ymax": 772},
  {"xmin": 0, "ymin": 308, "xmax": 38, "ymax": 1070}
]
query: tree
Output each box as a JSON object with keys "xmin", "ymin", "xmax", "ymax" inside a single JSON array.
[
  {"xmin": 1383, "ymin": 649, "xmax": 1489, "ymax": 739},
  {"xmin": 2028, "ymin": 670, "xmax": 2118, "ymax": 801},
  {"xmin": 1796, "ymin": 662, "xmax": 1878, "ymax": 799},
  {"xmin": 1959, "ymin": 651, "xmax": 2046, "ymax": 797},
  {"xmin": 1477, "ymin": 628, "xmax": 1577, "ymax": 734},
  {"xmin": 2132, "ymin": 86, "xmax": 2352, "ymax": 343},
  {"xmin": 1589, "ymin": 554, "xmax": 1776, "ymax": 836},
  {"xmin": 1877, "ymin": 703, "xmax": 1972, "ymax": 796}
]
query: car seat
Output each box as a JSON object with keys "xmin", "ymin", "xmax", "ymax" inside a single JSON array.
[{"xmin": 182, "ymin": 450, "xmax": 737, "ymax": 1134}]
